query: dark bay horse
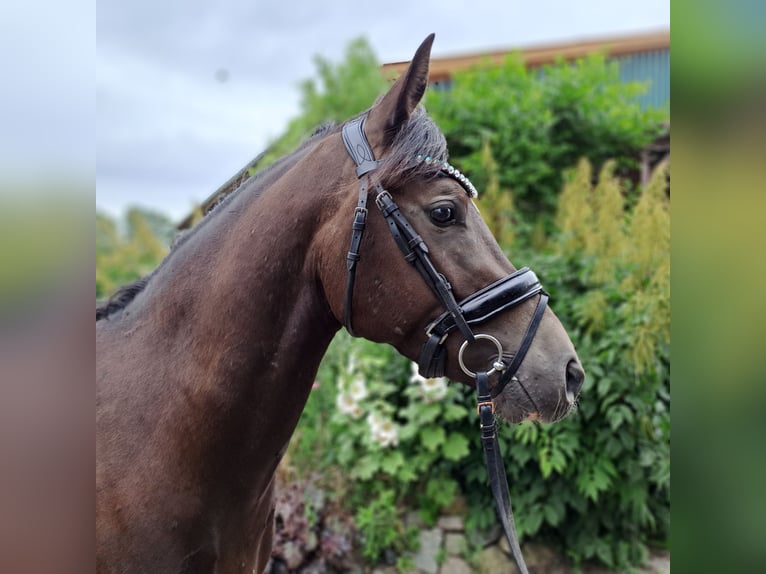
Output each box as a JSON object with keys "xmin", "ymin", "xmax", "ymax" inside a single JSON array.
[{"xmin": 97, "ymin": 35, "xmax": 584, "ymax": 573}]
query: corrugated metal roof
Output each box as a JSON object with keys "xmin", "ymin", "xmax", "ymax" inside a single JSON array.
[
  {"xmin": 383, "ymin": 30, "xmax": 670, "ymax": 111},
  {"xmin": 615, "ymin": 48, "xmax": 669, "ymax": 110}
]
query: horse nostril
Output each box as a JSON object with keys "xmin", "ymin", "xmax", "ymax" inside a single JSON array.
[{"xmin": 565, "ymin": 359, "xmax": 585, "ymax": 400}]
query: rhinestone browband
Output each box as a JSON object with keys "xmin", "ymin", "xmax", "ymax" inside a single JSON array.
[{"xmin": 416, "ymin": 154, "xmax": 478, "ymax": 198}]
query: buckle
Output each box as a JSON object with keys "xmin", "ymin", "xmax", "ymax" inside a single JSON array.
[
  {"xmin": 477, "ymin": 400, "xmax": 495, "ymax": 417},
  {"xmin": 351, "ymin": 207, "xmax": 368, "ymax": 231},
  {"xmin": 375, "ymin": 190, "xmax": 392, "ymax": 209}
]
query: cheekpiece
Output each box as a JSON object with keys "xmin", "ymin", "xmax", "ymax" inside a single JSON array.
[{"xmin": 416, "ymin": 154, "xmax": 478, "ymax": 198}]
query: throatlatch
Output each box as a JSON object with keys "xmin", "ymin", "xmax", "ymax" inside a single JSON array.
[{"xmin": 341, "ymin": 112, "xmax": 551, "ymax": 574}]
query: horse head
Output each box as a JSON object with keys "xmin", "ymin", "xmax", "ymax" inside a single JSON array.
[{"xmin": 316, "ymin": 34, "xmax": 584, "ymax": 424}]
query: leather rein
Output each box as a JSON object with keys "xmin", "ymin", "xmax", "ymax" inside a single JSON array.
[{"xmin": 341, "ymin": 114, "xmax": 550, "ymax": 573}]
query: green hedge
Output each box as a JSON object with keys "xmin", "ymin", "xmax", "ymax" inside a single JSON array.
[{"xmin": 425, "ymin": 52, "xmax": 667, "ymax": 232}]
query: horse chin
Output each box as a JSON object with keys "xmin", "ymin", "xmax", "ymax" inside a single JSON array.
[
  {"xmin": 492, "ymin": 384, "xmax": 537, "ymax": 424},
  {"xmin": 492, "ymin": 380, "xmax": 572, "ymax": 424}
]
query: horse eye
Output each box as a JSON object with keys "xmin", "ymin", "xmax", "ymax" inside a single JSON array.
[{"xmin": 430, "ymin": 205, "xmax": 455, "ymax": 226}]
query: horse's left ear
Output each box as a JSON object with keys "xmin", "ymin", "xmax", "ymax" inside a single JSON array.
[{"xmin": 365, "ymin": 33, "xmax": 434, "ymax": 151}]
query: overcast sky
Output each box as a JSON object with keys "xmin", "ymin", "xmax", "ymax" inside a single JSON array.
[{"xmin": 97, "ymin": 0, "xmax": 669, "ymax": 222}]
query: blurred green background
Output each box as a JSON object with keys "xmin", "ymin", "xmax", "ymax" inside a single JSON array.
[{"xmin": 671, "ymin": 2, "xmax": 766, "ymax": 573}]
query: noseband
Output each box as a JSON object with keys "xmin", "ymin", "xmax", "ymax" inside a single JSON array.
[{"xmin": 341, "ymin": 113, "xmax": 547, "ymax": 574}]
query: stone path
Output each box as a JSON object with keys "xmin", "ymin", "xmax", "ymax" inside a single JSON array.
[{"xmin": 372, "ymin": 514, "xmax": 669, "ymax": 574}]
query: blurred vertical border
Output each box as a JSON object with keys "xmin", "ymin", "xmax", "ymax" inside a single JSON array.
[
  {"xmin": 0, "ymin": 1, "xmax": 93, "ymax": 572},
  {"xmin": 672, "ymin": 0, "xmax": 766, "ymax": 572}
]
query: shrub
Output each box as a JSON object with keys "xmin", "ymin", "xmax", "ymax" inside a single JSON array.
[{"xmin": 425, "ymin": 53, "xmax": 667, "ymax": 232}]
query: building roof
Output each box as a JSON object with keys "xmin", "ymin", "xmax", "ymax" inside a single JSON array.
[{"xmin": 381, "ymin": 29, "xmax": 669, "ymax": 83}]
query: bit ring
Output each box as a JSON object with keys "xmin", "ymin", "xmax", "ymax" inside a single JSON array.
[{"xmin": 458, "ymin": 334, "xmax": 505, "ymax": 378}]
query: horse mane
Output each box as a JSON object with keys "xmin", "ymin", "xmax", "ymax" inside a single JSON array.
[
  {"xmin": 96, "ymin": 106, "xmax": 448, "ymax": 321},
  {"xmin": 96, "ymin": 277, "xmax": 150, "ymax": 321}
]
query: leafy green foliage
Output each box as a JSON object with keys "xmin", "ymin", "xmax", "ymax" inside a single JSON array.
[
  {"xmin": 426, "ymin": 53, "xmax": 667, "ymax": 233},
  {"xmin": 290, "ymin": 334, "xmax": 474, "ymax": 530},
  {"xmin": 504, "ymin": 163, "xmax": 669, "ymax": 568},
  {"xmin": 354, "ymin": 489, "xmax": 418, "ymax": 563}
]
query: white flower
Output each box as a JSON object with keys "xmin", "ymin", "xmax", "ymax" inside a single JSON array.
[
  {"xmin": 420, "ymin": 376, "xmax": 448, "ymax": 402},
  {"xmin": 410, "ymin": 362, "xmax": 425, "ymax": 384},
  {"xmin": 336, "ymin": 393, "xmax": 362, "ymax": 418},
  {"xmin": 370, "ymin": 417, "xmax": 399, "ymax": 448},
  {"xmin": 348, "ymin": 376, "xmax": 368, "ymax": 402},
  {"xmin": 367, "ymin": 412, "xmax": 398, "ymax": 447},
  {"xmin": 367, "ymin": 412, "xmax": 384, "ymax": 434},
  {"xmin": 410, "ymin": 362, "xmax": 448, "ymax": 402}
]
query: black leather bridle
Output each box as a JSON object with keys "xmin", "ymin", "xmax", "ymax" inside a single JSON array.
[{"xmin": 342, "ymin": 113, "xmax": 549, "ymax": 574}]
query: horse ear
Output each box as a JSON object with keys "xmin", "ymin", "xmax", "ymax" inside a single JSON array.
[{"xmin": 365, "ymin": 33, "xmax": 434, "ymax": 150}]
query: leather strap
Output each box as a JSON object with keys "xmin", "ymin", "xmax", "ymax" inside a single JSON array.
[
  {"xmin": 343, "ymin": 176, "xmax": 370, "ymax": 336},
  {"xmin": 341, "ymin": 115, "xmax": 379, "ymax": 335},
  {"xmin": 418, "ymin": 333, "xmax": 447, "ymax": 378},
  {"xmin": 342, "ymin": 115, "xmax": 380, "ymax": 177},
  {"xmin": 425, "ymin": 268, "xmax": 543, "ymax": 341},
  {"xmin": 417, "ymin": 269, "xmax": 545, "ymax": 379},
  {"xmin": 476, "ymin": 372, "xmax": 529, "ymax": 574},
  {"xmin": 492, "ymin": 292, "xmax": 548, "ymax": 397},
  {"xmin": 374, "ymin": 190, "xmax": 475, "ymax": 343}
]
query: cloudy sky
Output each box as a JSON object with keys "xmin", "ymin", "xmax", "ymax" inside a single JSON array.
[{"xmin": 97, "ymin": 0, "xmax": 669, "ymax": 221}]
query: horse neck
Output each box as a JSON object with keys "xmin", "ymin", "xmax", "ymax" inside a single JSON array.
[{"xmin": 130, "ymin": 141, "xmax": 343, "ymax": 480}]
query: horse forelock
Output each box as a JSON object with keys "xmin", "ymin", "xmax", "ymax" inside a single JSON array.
[{"xmin": 376, "ymin": 105, "xmax": 449, "ymax": 189}]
